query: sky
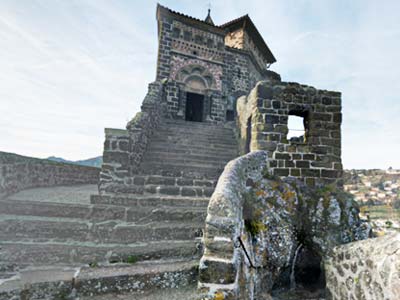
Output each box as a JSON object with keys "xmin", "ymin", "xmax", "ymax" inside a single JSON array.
[{"xmin": 0, "ymin": 0, "xmax": 399, "ymax": 169}]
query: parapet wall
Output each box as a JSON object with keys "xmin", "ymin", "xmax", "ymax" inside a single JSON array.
[
  {"xmin": 237, "ymin": 81, "xmax": 342, "ymax": 186},
  {"xmin": 99, "ymin": 81, "xmax": 167, "ymax": 193},
  {"xmin": 0, "ymin": 151, "xmax": 99, "ymax": 199},
  {"xmin": 325, "ymin": 233, "xmax": 400, "ymax": 300}
]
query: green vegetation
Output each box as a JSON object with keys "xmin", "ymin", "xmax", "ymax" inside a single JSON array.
[
  {"xmin": 109, "ymin": 255, "xmax": 138, "ymax": 264},
  {"xmin": 88, "ymin": 261, "xmax": 99, "ymax": 268},
  {"xmin": 125, "ymin": 255, "xmax": 138, "ymax": 264},
  {"xmin": 244, "ymin": 219, "xmax": 266, "ymax": 236}
]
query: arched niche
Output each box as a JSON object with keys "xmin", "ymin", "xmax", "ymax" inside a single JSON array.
[{"xmin": 175, "ymin": 64, "xmax": 217, "ymax": 91}]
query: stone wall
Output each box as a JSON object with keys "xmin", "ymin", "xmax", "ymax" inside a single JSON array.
[
  {"xmin": 237, "ymin": 80, "xmax": 342, "ymax": 186},
  {"xmin": 325, "ymin": 233, "xmax": 400, "ymax": 300},
  {"xmin": 99, "ymin": 81, "xmax": 166, "ymax": 193},
  {"xmin": 0, "ymin": 151, "xmax": 99, "ymax": 199}
]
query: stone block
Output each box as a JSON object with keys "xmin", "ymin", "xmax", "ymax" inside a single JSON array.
[
  {"xmin": 265, "ymin": 114, "xmax": 281, "ymax": 124},
  {"xmin": 146, "ymin": 176, "xmax": 176, "ymax": 186},
  {"xmin": 301, "ymin": 169, "xmax": 320, "ymax": 177},
  {"xmin": 158, "ymin": 186, "xmax": 180, "ymax": 195},
  {"xmin": 133, "ymin": 176, "xmax": 145, "ymax": 185},
  {"xmin": 275, "ymin": 153, "xmax": 291, "ymax": 160},
  {"xmin": 302, "ymin": 154, "xmax": 315, "ymax": 160},
  {"xmin": 296, "ymin": 160, "xmax": 310, "ymax": 168},
  {"xmin": 290, "ymin": 168, "xmax": 301, "ymax": 177},
  {"xmin": 321, "ymin": 169, "xmax": 340, "ymax": 178},
  {"xmin": 199, "ymin": 259, "xmax": 236, "ymax": 284},
  {"xmin": 103, "ymin": 151, "xmax": 129, "ymax": 166},
  {"xmin": 181, "ymin": 187, "xmax": 196, "ymax": 197},
  {"xmin": 273, "ymin": 168, "xmax": 289, "ymax": 176},
  {"xmin": 313, "ymin": 113, "xmax": 332, "ymax": 122},
  {"xmin": 177, "ymin": 178, "xmax": 194, "ymax": 186},
  {"xmin": 285, "ymin": 160, "xmax": 295, "ymax": 168}
]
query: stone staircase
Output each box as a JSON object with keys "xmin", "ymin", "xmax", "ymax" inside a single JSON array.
[{"xmin": 0, "ymin": 118, "xmax": 238, "ymax": 298}]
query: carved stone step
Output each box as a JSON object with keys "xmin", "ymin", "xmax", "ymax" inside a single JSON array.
[
  {"xmin": 0, "ymin": 259, "xmax": 198, "ymax": 299},
  {"xmin": 139, "ymin": 163, "xmax": 224, "ymax": 179},
  {"xmin": 0, "ymin": 216, "xmax": 204, "ymax": 243},
  {"xmin": 145, "ymin": 146, "xmax": 237, "ymax": 158},
  {"xmin": 0, "ymin": 241, "xmax": 201, "ymax": 266},
  {"xmin": 132, "ymin": 175, "xmax": 216, "ymax": 187},
  {"xmin": 144, "ymin": 153, "xmax": 236, "ymax": 165},
  {"xmin": 0, "ymin": 199, "xmax": 207, "ymax": 223},
  {"xmin": 90, "ymin": 194, "xmax": 209, "ymax": 208}
]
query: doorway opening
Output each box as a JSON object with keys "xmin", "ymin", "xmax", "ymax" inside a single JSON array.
[{"xmin": 185, "ymin": 92, "xmax": 204, "ymax": 122}]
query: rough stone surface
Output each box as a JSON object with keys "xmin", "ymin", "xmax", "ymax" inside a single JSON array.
[
  {"xmin": 325, "ymin": 233, "xmax": 400, "ymax": 300},
  {"xmin": 198, "ymin": 151, "xmax": 369, "ymax": 300},
  {"xmin": 0, "ymin": 152, "xmax": 99, "ymax": 199}
]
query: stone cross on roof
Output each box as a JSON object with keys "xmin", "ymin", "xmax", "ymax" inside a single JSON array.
[{"xmin": 204, "ymin": 4, "xmax": 214, "ymax": 25}]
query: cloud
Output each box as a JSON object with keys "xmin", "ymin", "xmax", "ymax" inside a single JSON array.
[{"xmin": 0, "ymin": 0, "xmax": 399, "ymax": 169}]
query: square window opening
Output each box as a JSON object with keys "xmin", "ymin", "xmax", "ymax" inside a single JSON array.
[{"xmin": 287, "ymin": 111, "xmax": 309, "ymax": 143}]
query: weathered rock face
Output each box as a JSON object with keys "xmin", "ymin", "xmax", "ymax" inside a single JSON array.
[
  {"xmin": 325, "ymin": 233, "xmax": 400, "ymax": 300},
  {"xmin": 198, "ymin": 151, "xmax": 370, "ymax": 300}
]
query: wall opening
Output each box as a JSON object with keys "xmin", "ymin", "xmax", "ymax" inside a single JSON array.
[
  {"xmin": 287, "ymin": 111, "xmax": 309, "ymax": 143},
  {"xmin": 185, "ymin": 92, "xmax": 204, "ymax": 122}
]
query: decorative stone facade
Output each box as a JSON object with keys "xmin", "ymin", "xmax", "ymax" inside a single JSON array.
[
  {"xmin": 0, "ymin": 151, "xmax": 99, "ymax": 199},
  {"xmin": 325, "ymin": 233, "xmax": 400, "ymax": 300},
  {"xmin": 156, "ymin": 4, "xmax": 277, "ymax": 123},
  {"xmin": 237, "ymin": 81, "xmax": 343, "ymax": 186}
]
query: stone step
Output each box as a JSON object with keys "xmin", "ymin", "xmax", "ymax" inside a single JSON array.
[
  {"xmin": 150, "ymin": 136, "xmax": 237, "ymax": 147},
  {"xmin": 140, "ymin": 155, "xmax": 230, "ymax": 169},
  {"xmin": 145, "ymin": 146, "xmax": 238, "ymax": 158},
  {"xmin": 0, "ymin": 216, "xmax": 204, "ymax": 244},
  {"xmin": 147, "ymin": 137, "xmax": 237, "ymax": 147},
  {"xmin": 162, "ymin": 118, "xmax": 234, "ymax": 130},
  {"xmin": 139, "ymin": 162, "xmax": 224, "ymax": 179},
  {"xmin": 0, "ymin": 259, "xmax": 198, "ymax": 299},
  {"xmin": 80, "ymin": 284, "xmax": 198, "ymax": 300},
  {"xmin": 0, "ymin": 241, "xmax": 201, "ymax": 266},
  {"xmin": 132, "ymin": 175, "xmax": 217, "ymax": 187},
  {"xmin": 154, "ymin": 129, "xmax": 235, "ymax": 140},
  {"xmin": 0, "ymin": 199, "xmax": 207, "ymax": 223},
  {"xmin": 140, "ymin": 184, "xmax": 214, "ymax": 197},
  {"xmin": 152, "ymin": 129, "xmax": 236, "ymax": 140},
  {"xmin": 143, "ymin": 152, "xmax": 235, "ymax": 165},
  {"xmin": 90, "ymin": 194, "xmax": 209, "ymax": 208}
]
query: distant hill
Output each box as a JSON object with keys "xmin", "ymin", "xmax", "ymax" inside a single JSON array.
[{"xmin": 47, "ymin": 156, "xmax": 102, "ymax": 168}]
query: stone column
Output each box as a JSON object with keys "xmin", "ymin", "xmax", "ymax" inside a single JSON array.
[
  {"xmin": 205, "ymin": 90, "xmax": 213, "ymax": 121},
  {"xmin": 177, "ymin": 85, "xmax": 186, "ymax": 118}
]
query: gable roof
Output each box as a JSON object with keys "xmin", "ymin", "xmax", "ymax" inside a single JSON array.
[
  {"xmin": 156, "ymin": 4, "xmax": 276, "ymax": 64},
  {"xmin": 220, "ymin": 15, "xmax": 276, "ymax": 64},
  {"xmin": 156, "ymin": 4, "xmax": 225, "ymax": 35}
]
